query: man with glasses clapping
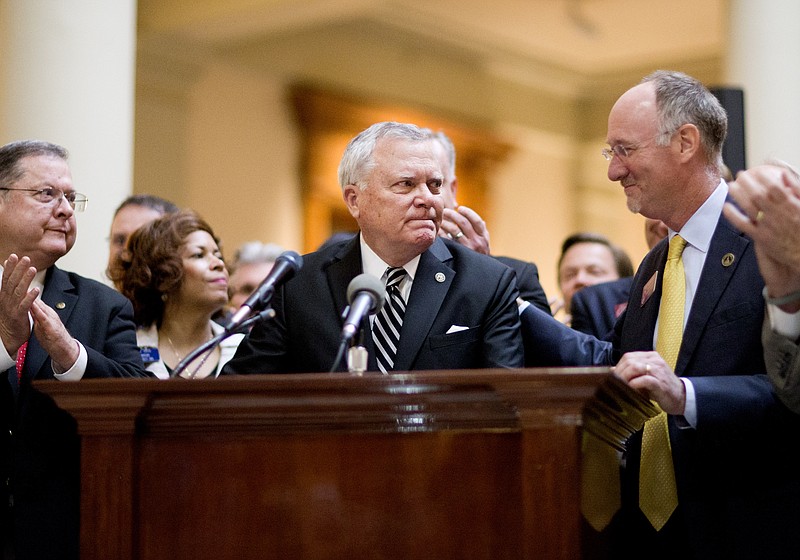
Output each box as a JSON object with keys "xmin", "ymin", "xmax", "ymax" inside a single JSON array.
[{"xmin": 0, "ymin": 140, "xmax": 147, "ymax": 560}]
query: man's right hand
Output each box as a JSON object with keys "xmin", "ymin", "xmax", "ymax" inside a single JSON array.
[
  {"xmin": 0, "ymin": 253, "xmax": 38, "ymax": 354},
  {"xmin": 725, "ymin": 165, "xmax": 800, "ymax": 313}
]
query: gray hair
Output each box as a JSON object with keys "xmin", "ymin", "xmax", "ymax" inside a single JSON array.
[
  {"xmin": 230, "ymin": 241, "xmax": 284, "ymax": 272},
  {"xmin": 0, "ymin": 140, "xmax": 68, "ymax": 188},
  {"xmin": 428, "ymin": 129, "xmax": 456, "ymax": 180},
  {"xmin": 337, "ymin": 122, "xmax": 429, "ymax": 190},
  {"xmin": 641, "ymin": 70, "xmax": 727, "ymax": 172}
]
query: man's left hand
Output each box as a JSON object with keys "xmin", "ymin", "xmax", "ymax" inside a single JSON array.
[
  {"xmin": 614, "ymin": 351, "xmax": 686, "ymax": 414},
  {"xmin": 440, "ymin": 205, "xmax": 491, "ymax": 255},
  {"xmin": 30, "ymin": 298, "xmax": 79, "ymax": 371}
]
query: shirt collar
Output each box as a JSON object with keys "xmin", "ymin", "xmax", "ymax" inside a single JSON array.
[
  {"xmin": 359, "ymin": 233, "xmax": 421, "ymax": 281},
  {"xmin": 671, "ymin": 179, "xmax": 728, "ymax": 254}
]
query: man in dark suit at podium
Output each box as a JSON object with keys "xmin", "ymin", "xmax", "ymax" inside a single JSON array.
[
  {"xmin": 223, "ymin": 122, "xmax": 523, "ymax": 375},
  {"xmin": 0, "ymin": 140, "xmax": 147, "ymax": 560}
]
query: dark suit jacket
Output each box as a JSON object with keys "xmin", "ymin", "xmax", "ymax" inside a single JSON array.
[
  {"xmin": 2, "ymin": 266, "xmax": 147, "ymax": 560},
  {"xmin": 570, "ymin": 276, "xmax": 633, "ymax": 338},
  {"xmin": 522, "ymin": 213, "xmax": 800, "ymax": 558},
  {"xmin": 223, "ymin": 235, "xmax": 523, "ymax": 374},
  {"xmin": 494, "ymin": 255, "xmax": 551, "ymax": 315}
]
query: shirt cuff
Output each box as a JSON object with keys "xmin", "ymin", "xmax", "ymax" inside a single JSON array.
[
  {"xmin": 53, "ymin": 341, "xmax": 87, "ymax": 381},
  {"xmin": 678, "ymin": 377, "xmax": 697, "ymax": 428},
  {"xmin": 0, "ymin": 313, "xmax": 33, "ymax": 370},
  {"xmin": 767, "ymin": 301, "xmax": 800, "ymax": 341},
  {"xmin": 0, "ymin": 342, "xmax": 14, "ymax": 371}
]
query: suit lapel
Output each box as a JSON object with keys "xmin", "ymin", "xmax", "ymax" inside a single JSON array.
[
  {"xmin": 24, "ymin": 266, "xmax": 77, "ymax": 380},
  {"xmin": 325, "ymin": 238, "xmax": 362, "ymax": 324},
  {"xmin": 621, "ymin": 239, "xmax": 668, "ymax": 354},
  {"xmin": 324, "ymin": 236, "xmax": 381, "ymax": 371},
  {"xmin": 677, "ymin": 215, "xmax": 750, "ymax": 374},
  {"xmin": 393, "ymin": 239, "xmax": 453, "ymax": 372}
]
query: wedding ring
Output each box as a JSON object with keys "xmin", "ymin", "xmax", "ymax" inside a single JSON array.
[
  {"xmin": 645, "ymin": 363, "xmax": 651, "ymax": 373},
  {"xmin": 454, "ymin": 230, "xmax": 464, "ymax": 239},
  {"xmin": 756, "ymin": 210, "xmax": 764, "ymax": 222}
]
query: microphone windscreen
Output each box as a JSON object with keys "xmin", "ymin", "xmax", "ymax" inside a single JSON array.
[
  {"xmin": 276, "ymin": 250, "xmax": 303, "ymax": 273},
  {"xmin": 346, "ymin": 273, "xmax": 386, "ymax": 312}
]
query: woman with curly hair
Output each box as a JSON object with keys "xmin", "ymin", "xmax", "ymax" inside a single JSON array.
[{"xmin": 109, "ymin": 209, "xmax": 243, "ymax": 378}]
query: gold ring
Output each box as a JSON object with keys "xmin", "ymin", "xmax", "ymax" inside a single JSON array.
[
  {"xmin": 454, "ymin": 230, "xmax": 464, "ymax": 239},
  {"xmin": 645, "ymin": 363, "xmax": 651, "ymax": 373},
  {"xmin": 756, "ymin": 210, "xmax": 764, "ymax": 222}
]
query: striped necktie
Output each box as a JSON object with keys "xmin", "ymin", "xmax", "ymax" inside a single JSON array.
[
  {"xmin": 640, "ymin": 234, "xmax": 686, "ymax": 530},
  {"xmin": 372, "ymin": 267, "xmax": 407, "ymax": 373}
]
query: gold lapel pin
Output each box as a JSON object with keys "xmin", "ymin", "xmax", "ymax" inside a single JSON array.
[
  {"xmin": 55, "ymin": 302, "xmax": 66, "ymax": 309},
  {"xmin": 435, "ymin": 272, "xmax": 446, "ymax": 283},
  {"xmin": 721, "ymin": 253, "xmax": 735, "ymax": 267}
]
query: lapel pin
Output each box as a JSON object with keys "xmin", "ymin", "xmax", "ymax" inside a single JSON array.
[
  {"xmin": 641, "ymin": 271, "xmax": 658, "ymax": 307},
  {"xmin": 721, "ymin": 253, "xmax": 735, "ymax": 267},
  {"xmin": 55, "ymin": 302, "xmax": 66, "ymax": 309},
  {"xmin": 435, "ymin": 272, "xmax": 446, "ymax": 283}
]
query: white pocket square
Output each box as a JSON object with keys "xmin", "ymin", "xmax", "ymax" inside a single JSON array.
[{"xmin": 446, "ymin": 325, "xmax": 469, "ymax": 334}]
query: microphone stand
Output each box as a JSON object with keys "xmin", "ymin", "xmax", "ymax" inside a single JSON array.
[
  {"xmin": 330, "ymin": 316, "xmax": 369, "ymax": 374},
  {"xmin": 169, "ymin": 307, "xmax": 275, "ymax": 379}
]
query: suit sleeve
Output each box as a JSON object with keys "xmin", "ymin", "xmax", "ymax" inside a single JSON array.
[
  {"xmin": 762, "ymin": 318, "xmax": 800, "ymax": 415},
  {"xmin": 569, "ymin": 290, "xmax": 596, "ymax": 336},
  {"xmin": 480, "ymin": 266, "xmax": 525, "ymax": 368},
  {"xmin": 221, "ymin": 283, "xmax": 292, "ymax": 374},
  {"xmin": 83, "ymin": 294, "xmax": 149, "ymax": 379},
  {"xmin": 515, "ymin": 261, "xmax": 552, "ymax": 315},
  {"xmin": 520, "ymin": 304, "xmax": 614, "ymax": 367}
]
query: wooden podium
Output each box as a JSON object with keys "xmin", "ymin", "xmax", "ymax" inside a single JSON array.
[{"xmin": 36, "ymin": 368, "xmax": 654, "ymax": 560}]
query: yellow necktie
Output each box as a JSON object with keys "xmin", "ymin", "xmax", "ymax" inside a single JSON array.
[{"xmin": 640, "ymin": 234, "xmax": 686, "ymax": 530}]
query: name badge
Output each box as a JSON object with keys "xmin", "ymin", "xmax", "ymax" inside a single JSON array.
[{"xmin": 140, "ymin": 346, "xmax": 160, "ymax": 364}]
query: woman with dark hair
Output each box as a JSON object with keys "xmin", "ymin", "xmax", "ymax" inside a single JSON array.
[{"xmin": 109, "ymin": 209, "xmax": 243, "ymax": 378}]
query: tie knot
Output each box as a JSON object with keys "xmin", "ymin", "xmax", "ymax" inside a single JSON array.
[
  {"xmin": 385, "ymin": 267, "xmax": 406, "ymax": 288},
  {"xmin": 667, "ymin": 235, "xmax": 687, "ymax": 261}
]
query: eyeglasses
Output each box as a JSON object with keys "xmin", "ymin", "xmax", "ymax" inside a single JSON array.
[
  {"xmin": 0, "ymin": 186, "xmax": 88, "ymax": 212},
  {"xmin": 601, "ymin": 144, "xmax": 636, "ymax": 161},
  {"xmin": 602, "ymin": 128, "xmax": 678, "ymax": 162}
]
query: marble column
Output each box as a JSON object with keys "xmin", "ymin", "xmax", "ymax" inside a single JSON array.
[
  {"xmin": 727, "ymin": 0, "xmax": 800, "ymax": 168},
  {"xmin": 0, "ymin": 0, "xmax": 137, "ymax": 281}
]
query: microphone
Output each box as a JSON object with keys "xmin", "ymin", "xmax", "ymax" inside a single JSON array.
[
  {"xmin": 341, "ymin": 274, "xmax": 385, "ymax": 341},
  {"xmin": 227, "ymin": 250, "xmax": 303, "ymax": 328}
]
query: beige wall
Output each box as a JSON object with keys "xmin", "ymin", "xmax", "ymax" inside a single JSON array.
[
  {"xmin": 135, "ymin": 53, "xmax": 304, "ymax": 260},
  {"xmin": 184, "ymin": 62, "xmax": 302, "ymax": 256}
]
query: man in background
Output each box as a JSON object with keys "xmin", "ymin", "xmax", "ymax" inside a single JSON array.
[
  {"xmin": 551, "ymin": 231, "xmax": 633, "ymax": 325},
  {"xmin": 106, "ymin": 194, "xmax": 178, "ymax": 289},
  {"xmin": 429, "ymin": 129, "xmax": 551, "ymax": 314},
  {"xmin": 226, "ymin": 240, "xmax": 284, "ymax": 313}
]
